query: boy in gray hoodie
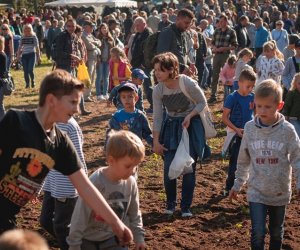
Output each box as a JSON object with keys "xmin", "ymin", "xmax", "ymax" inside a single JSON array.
[{"xmin": 229, "ymin": 79, "xmax": 300, "ymax": 250}]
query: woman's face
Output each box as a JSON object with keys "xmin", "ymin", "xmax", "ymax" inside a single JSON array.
[
  {"xmin": 24, "ymin": 27, "xmax": 31, "ymax": 36},
  {"xmin": 1, "ymin": 25, "xmax": 9, "ymax": 34},
  {"xmin": 154, "ymin": 63, "xmax": 172, "ymax": 82},
  {"xmin": 101, "ymin": 25, "xmax": 108, "ymax": 35}
]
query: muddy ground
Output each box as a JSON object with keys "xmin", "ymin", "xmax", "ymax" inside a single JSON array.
[{"xmin": 18, "ymin": 95, "xmax": 300, "ymax": 250}]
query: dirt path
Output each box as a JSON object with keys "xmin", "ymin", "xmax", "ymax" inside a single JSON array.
[{"xmin": 18, "ymin": 98, "xmax": 300, "ymax": 250}]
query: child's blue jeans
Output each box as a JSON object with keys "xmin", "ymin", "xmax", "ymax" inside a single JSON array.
[
  {"xmin": 249, "ymin": 202, "xmax": 286, "ymax": 250},
  {"xmin": 224, "ymin": 85, "xmax": 234, "ymax": 103}
]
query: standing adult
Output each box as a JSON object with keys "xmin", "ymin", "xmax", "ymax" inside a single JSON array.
[
  {"xmin": 81, "ymin": 21, "xmax": 101, "ymax": 102},
  {"xmin": 16, "ymin": 24, "xmax": 41, "ymax": 88},
  {"xmin": 0, "ymin": 37, "xmax": 7, "ymax": 121},
  {"xmin": 157, "ymin": 8, "xmax": 196, "ymax": 75},
  {"xmin": 234, "ymin": 15, "xmax": 250, "ymax": 51},
  {"xmin": 0, "ymin": 24, "xmax": 14, "ymax": 71},
  {"xmin": 208, "ymin": 14, "xmax": 238, "ymax": 103},
  {"xmin": 254, "ymin": 17, "xmax": 270, "ymax": 59},
  {"xmin": 271, "ymin": 20, "xmax": 289, "ymax": 53},
  {"xmin": 152, "ymin": 52, "xmax": 207, "ymax": 217},
  {"xmin": 147, "ymin": 10, "xmax": 160, "ymax": 33},
  {"xmin": 130, "ymin": 17, "xmax": 153, "ymax": 113},
  {"xmin": 158, "ymin": 13, "xmax": 172, "ymax": 32}
]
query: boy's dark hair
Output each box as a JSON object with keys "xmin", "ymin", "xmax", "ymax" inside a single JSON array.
[
  {"xmin": 39, "ymin": 69, "xmax": 84, "ymax": 107},
  {"xmin": 255, "ymin": 79, "xmax": 282, "ymax": 103},
  {"xmin": 177, "ymin": 8, "xmax": 195, "ymax": 19},
  {"xmin": 227, "ymin": 55, "xmax": 237, "ymax": 65},
  {"xmin": 239, "ymin": 69, "xmax": 256, "ymax": 82},
  {"xmin": 152, "ymin": 52, "xmax": 179, "ymax": 79},
  {"xmin": 289, "ymin": 34, "xmax": 300, "ymax": 45},
  {"xmin": 74, "ymin": 25, "xmax": 82, "ymax": 33},
  {"xmin": 83, "ymin": 20, "xmax": 93, "ymax": 27}
]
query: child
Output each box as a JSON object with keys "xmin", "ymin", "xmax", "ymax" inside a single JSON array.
[
  {"xmin": 219, "ymin": 55, "xmax": 237, "ymax": 102},
  {"xmin": 282, "ymin": 34, "xmax": 299, "ymax": 62},
  {"xmin": 0, "ymin": 69, "xmax": 132, "ymax": 245},
  {"xmin": 232, "ymin": 48, "xmax": 253, "ymax": 90},
  {"xmin": 108, "ymin": 82, "xmax": 153, "ymax": 147},
  {"xmin": 282, "ymin": 39, "xmax": 300, "ymax": 100},
  {"xmin": 0, "ymin": 229, "xmax": 49, "ymax": 250},
  {"xmin": 108, "ymin": 68, "xmax": 148, "ymax": 112},
  {"xmin": 109, "ymin": 46, "xmax": 131, "ymax": 90},
  {"xmin": 67, "ymin": 130, "xmax": 146, "ymax": 250},
  {"xmin": 229, "ymin": 79, "xmax": 300, "ymax": 250},
  {"xmin": 256, "ymin": 40, "xmax": 285, "ymax": 86},
  {"xmin": 282, "ymin": 72, "xmax": 300, "ymax": 136},
  {"xmin": 40, "ymin": 117, "xmax": 88, "ymax": 250},
  {"xmin": 222, "ymin": 69, "xmax": 256, "ymax": 196}
]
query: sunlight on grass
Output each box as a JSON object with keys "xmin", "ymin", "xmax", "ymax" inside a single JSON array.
[{"xmin": 5, "ymin": 55, "xmax": 52, "ymax": 110}]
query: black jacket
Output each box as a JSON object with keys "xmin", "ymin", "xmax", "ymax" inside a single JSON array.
[
  {"xmin": 131, "ymin": 27, "xmax": 152, "ymax": 68},
  {"xmin": 234, "ymin": 23, "xmax": 250, "ymax": 49}
]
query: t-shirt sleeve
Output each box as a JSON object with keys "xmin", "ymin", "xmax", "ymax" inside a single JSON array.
[
  {"xmin": 224, "ymin": 93, "xmax": 235, "ymax": 110},
  {"xmin": 54, "ymin": 129, "xmax": 82, "ymax": 176}
]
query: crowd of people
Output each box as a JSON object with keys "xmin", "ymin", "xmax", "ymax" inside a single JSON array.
[{"xmin": 0, "ymin": 0, "xmax": 300, "ymax": 249}]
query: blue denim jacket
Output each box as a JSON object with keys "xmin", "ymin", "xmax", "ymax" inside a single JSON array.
[{"xmin": 108, "ymin": 109, "xmax": 152, "ymax": 146}]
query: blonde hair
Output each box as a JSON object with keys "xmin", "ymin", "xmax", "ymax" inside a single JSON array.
[
  {"xmin": 290, "ymin": 72, "xmax": 300, "ymax": 91},
  {"xmin": 0, "ymin": 229, "xmax": 49, "ymax": 250},
  {"xmin": 255, "ymin": 79, "xmax": 282, "ymax": 103},
  {"xmin": 106, "ymin": 130, "xmax": 145, "ymax": 160},
  {"xmin": 0, "ymin": 36, "xmax": 4, "ymax": 51},
  {"xmin": 263, "ymin": 40, "xmax": 284, "ymax": 61},
  {"xmin": 110, "ymin": 46, "xmax": 127, "ymax": 61},
  {"xmin": 22, "ymin": 24, "xmax": 35, "ymax": 36}
]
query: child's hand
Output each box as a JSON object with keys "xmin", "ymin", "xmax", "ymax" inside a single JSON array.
[
  {"xmin": 235, "ymin": 128, "xmax": 244, "ymax": 138},
  {"xmin": 182, "ymin": 114, "xmax": 192, "ymax": 128},
  {"xmin": 153, "ymin": 142, "xmax": 168, "ymax": 155},
  {"xmin": 229, "ymin": 189, "xmax": 239, "ymax": 202},
  {"xmin": 135, "ymin": 242, "xmax": 146, "ymax": 250}
]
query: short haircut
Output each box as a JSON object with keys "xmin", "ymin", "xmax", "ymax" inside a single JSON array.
[
  {"xmin": 74, "ymin": 24, "xmax": 82, "ymax": 33},
  {"xmin": 152, "ymin": 52, "xmax": 179, "ymax": 79},
  {"xmin": 219, "ymin": 13, "xmax": 228, "ymax": 22},
  {"xmin": 255, "ymin": 79, "xmax": 282, "ymax": 103},
  {"xmin": 177, "ymin": 8, "xmax": 195, "ymax": 19},
  {"xmin": 0, "ymin": 229, "xmax": 49, "ymax": 250},
  {"xmin": 239, "ymin": 15, "xmax": 248, "ymax": 22},
  {"xmin": 83, "ymin": 20, "xmax": 93, "ymax": 27},
  {"xmin": 39, "ymin": 69, "xmax": 84, "ymax": 107},
  {"xmin": 106, "ymin": 130, "xmax": 145, "ymax": 160},
  {"xmin": 237, "ymin": 48, "xmax": 253, "ymax": 59},
  {"xmin": 239, "ymin": 69, "xmax": 256, "ymax": 82}
]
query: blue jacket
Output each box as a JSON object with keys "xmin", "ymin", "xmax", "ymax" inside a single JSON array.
[
  {"xmin": 255, "ymin": 26, "xmax": 270, "ymax": 49},
  {"xmin": 108, "ymin": 109, "xmax": 153, "ymax": 146}
]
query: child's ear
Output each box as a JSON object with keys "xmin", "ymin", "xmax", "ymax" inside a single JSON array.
[
  {"xmin": 135, "ymin": 95, "xmax": 139, "ymax": 102},
  {"xmin": 277, "ymin": 101, "xmax": 284, "ymax": 111},
  {"xmin": 107, "ymin": 155, "xmax": 115, "ymax": 165}
]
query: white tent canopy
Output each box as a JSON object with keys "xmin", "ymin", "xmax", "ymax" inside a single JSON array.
[{"xmin": 45, "ymin": 0, "xmax": 137, "ymax": 8}]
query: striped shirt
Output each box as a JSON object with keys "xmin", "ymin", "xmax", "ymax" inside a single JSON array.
[
  {"xmin": 19, "ymin": 35, "xmax": 38, "ymax": 55},
  {"xmin": 42, "ymin": 117, "xmax": 88, "ymax": 198}
]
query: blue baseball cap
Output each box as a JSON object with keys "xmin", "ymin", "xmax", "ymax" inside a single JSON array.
[
  {"xmin": 131, "ymin": 68, "xmax": 148, "ymax": 80},
  {"xmin": 117, "ymin": 82, "xmax": 138, "ymax": 93}
]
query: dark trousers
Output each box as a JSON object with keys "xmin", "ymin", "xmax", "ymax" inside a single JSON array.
[
  {"xmin": 40, "ymin": 191, "xmax": 77, "ymax": 250},
  {"xmin": 142, "ymin": 68, "xmax": 153, "ymax": 110},
  {"xmin": 211, "ymin": 53, "xmax": 229, "ymax": 98},
  {"xmin": 225, "ymin": 136, "xmax": 242, "ymax": 191}
]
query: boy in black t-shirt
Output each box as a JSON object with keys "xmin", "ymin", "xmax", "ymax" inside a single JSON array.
[{"xmin": 0, "ymin": 69, "xmax": 132, "ymax": 246}]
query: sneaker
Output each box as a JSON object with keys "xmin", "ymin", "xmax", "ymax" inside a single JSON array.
[
  {"xmin": 207, "ymin": 97, "xmax": 217, "ymax": 104},
  {"xmin": 97, "ymin": 95, "xmax": 106, "ymax": 101},
  {"xmin": 223, "ymin": 189, "xmax": 229, "ymax": 197},
  {"xmin": 164, "ymin": 209, "xmax": 175, "ymax": 215},
  {"xmin": 81, "ymin": 110, "xmax": 92, "ymax": 116},
  {"xmin": 104, "ymin": 94, "xmax": 110, "ymax": 100},
  {"xmin": 181, "ymin": 209, "xmax": 193, "ymax": 218},
  {"xmin": 85, "ymin": 97, "xmax": 94, "ymax": 102}
]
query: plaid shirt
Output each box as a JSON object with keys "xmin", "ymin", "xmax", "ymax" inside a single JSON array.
[
  {"xmin": 70, "ymin": 34, "xmax": 78, "ymax": 69},
  {"xmin": 212, "ymin": 26, "xmax": 238, "ymax": 50}
]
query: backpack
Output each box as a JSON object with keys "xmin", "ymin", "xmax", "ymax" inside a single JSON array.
[{"xmin": 143, "ymin": 31, "xmax": 160, "ymax": 69}]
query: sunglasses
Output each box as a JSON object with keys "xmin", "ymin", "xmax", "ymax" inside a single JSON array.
[{"xmin": 1, "ymin": 28, "xmax": 8, "ymax": 30}]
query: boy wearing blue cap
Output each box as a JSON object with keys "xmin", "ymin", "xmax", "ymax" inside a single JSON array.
[
  {"xmin": 108, "ymin": 68, "xmax": 148, "ymax": 112},
  {"xmin": 107, "ymin": 82, "xmax": 153, "ymax": 147}
]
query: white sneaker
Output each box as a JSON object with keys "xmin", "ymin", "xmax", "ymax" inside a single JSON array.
[
  {"xmin": 104, "ymin": 94, "xmax": 110, "ymax": 100},
  {"xmin": 164, "ymin": 209, "xmax": 175, "ymax": 215},
  {"xmin": 181, "ymin": 209, "xmax": 193, "ymax": 218},
  {"xmin": 97, "ymin": 95, "xmax": 106, "ymax": 101}
]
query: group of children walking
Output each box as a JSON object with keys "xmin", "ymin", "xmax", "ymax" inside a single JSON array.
[{"xmin": 1, "ymin": 38, "xmax": 300, "ymax": 249}]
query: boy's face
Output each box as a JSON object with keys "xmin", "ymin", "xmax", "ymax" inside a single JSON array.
[
  {"xmin": 119, "ymin": 90, "xmax": 138, "ymax": 111},
  {"xmin": 238, "ymin": 80, "xmax": 255, "ymax": 96},
  {"xmin": 255, "ymin": 95, "xmax": 283, "ymax": 125},
  {"xmin": 108, "ymin": 155, "xmax": 141, "ymax": 180},
  {"xmin": 132, "ymin": 77, "xmax": 143, "ymax": 85},
  {"xmin": 51, "ymin": 90, "xmax": 81, "ymax": 123}
]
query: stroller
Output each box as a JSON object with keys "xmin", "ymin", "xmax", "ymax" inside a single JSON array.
[{"xmin": 11, "ymin": 35, "xmax": 22, "ymax": 71}]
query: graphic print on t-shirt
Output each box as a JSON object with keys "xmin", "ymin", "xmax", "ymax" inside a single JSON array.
[{"xmin": 0, "ymin": 147, "xmax": 55, "ymax": 207}]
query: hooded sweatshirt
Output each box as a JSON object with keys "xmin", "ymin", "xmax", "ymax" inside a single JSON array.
[{"xmin": 233, "ymin": 114, "xmax": 300, "ymax": 206}]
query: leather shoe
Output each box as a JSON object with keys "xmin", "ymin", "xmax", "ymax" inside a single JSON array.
[{"xmin": 81, "ymin": 110, "xmax": 92, "ymax": 116}]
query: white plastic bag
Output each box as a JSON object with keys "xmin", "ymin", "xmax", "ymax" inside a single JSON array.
[{"xmin": 168, "ymin": 128, "xmax": 195, "ymax": 180}]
